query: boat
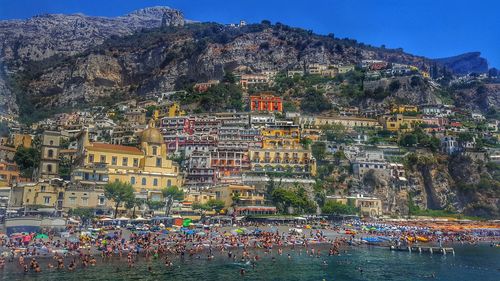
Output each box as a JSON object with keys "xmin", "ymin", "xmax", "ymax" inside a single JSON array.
[
  {"xmin": 362, "ymin": 237, "xmax": 384, "ymax": 244},
  {"xmin": 416, "ymin": 236, "xmax": 430, "ymax": 242}
]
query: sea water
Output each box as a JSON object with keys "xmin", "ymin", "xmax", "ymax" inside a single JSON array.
[{"xmin": 1, "ymin": 244, "xmax": 499, "ymax": 281}]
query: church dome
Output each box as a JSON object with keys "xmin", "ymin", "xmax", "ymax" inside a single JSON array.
[{"xmin": 141, "ymin": 127, "xmax": 163, "ymax": 144}]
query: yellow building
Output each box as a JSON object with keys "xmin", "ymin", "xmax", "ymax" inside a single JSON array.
[
  {"xmin": 153, "ymin": 102, "xmax": 185, "ymax": 120},
  {"xmin": 391, "ymin": 105, "xmax": 418, "ymax": 114},
  {"xmin": 12, "ymin": 180, "xmax": 115, "ymax": 213},
  {"xmin": 326, "ymin": 194, "xmax": 382, "ymax": 217},
  {"xmin": 379, "ymin": 114, "xmax": 422, "ymax": 132},
  {"xmin": 214, "ymin": 184, "xmax": 276, "ymax": 215},
  {"xmin": 14, "ymin": 179, "xmax": 65, "ymax": 210},
  {"xmin": 214, "ymin": 184, "xmax": 265, "ymax": 207},
  {"xmin": 261, "ymin": 124, "xmax": 300, "ymax": 149},
  {"xmin": 72, "ymin": 125, "xmax": 182, "ymax": 191},
  {"xmin": 183, "ymin": 190, "xmax": 216, "ymax": 205},
  {"xmin": 299, "ymin": 116, "xmax": 380, "ymax": 129},
  {"xmin": 12, "ymin": 134, "xmax": 32, "ymax": 148},
  {"xmin": 250, "ymin": 123, "xmax": 316, "ymax": 177},
  {"xmin": 248, "ymin": 148, "xmax": 316, "ymax": 177}
]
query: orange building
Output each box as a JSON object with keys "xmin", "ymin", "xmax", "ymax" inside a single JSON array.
[
  {"xmin": 250, "ymin": 93, "xmax": 283, "ymax": 112},
  {"xmin": 0, "ymin": 161, "xmax": 28, "ymax": 186}
]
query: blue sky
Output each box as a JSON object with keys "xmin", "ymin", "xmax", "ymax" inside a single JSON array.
[{"xmin": 1, "ymin": 0, "xmax": 499, "ymax": 68}]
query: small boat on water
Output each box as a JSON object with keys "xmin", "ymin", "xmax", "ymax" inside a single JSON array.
[
  {"xmin": 362, "ymin": 237, "xmax": 384, "ymax": 245},
  {"xmin": 416, "ymin": 236, "xmax": 430, "ymax": 242}
]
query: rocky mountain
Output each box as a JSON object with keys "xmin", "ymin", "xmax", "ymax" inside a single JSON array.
[
  {"xmin": 1, "ymin": 10, "xmax": 438, "ymax": 120},
  {"xmin": 0, "ymin": 7, "xmax": 496, "ymax": 121},
  {"xmin": 0, "ymin": 6, "xmax": 184, "ymax": 115},
  {"xmin": 434, "ymin": 52, "xmax": 489, "ymax": 74}
]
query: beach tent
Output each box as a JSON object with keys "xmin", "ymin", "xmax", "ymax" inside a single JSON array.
[{"xmin": 182, "ymin": 219, "xmax": 192, "ymax": 227}]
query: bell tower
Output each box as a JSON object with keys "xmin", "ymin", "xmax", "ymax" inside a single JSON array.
[{"xmin": 38, "ymin": 131, "xmax": 61, "ymax": 179}]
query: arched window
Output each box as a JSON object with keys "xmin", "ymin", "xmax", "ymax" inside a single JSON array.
[
  {"xmin": 142, "ymin": 178, "xmax": 146, "ymax": 186},
  {"xmin": 131, "ymin": 177, "xmax": 136, "ymax": 184},
  {"xmin": 48, "ymin": 149, "xmax": 54, "ymax": 158},
  {"xmin": 49, "ymin": 140, "xmax": 54, "ymax": 145}
]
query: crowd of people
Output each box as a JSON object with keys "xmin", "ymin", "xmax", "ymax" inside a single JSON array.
[
  {"xmin": 0, "ymin": 226, "xmax": 349, "ymax": 275},
  {"xmin": 0, "ymin": 219, "xmax": 498, "ymax": 276}
]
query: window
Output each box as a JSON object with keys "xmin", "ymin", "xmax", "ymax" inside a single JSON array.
[
  {"xmin": 47, "ymin": 164, "xmax": 53, "ymax": 173},
  {"xmin": 44, "ymin": 196, "xmax": 50, "ymax": 204},
  {"xmin": 48, "ymin": 149, "xmax": 54, "ymax": 158},
  {"xmin": 112, "ymin": 156, "xmax": 117, "ymax": 165},
  {"xmin": 167, "ymin": 179, "xmax": 171, "ymax": 187},
  {"xmin": 153, "ymin": 178, "xmax": 158, "ymax": 186},
  {"xmin": 156, "ymin": 158, "xmax": 162, "ymax": 167},
  {"xmin": 100, "ymin": 155, "xmax": 106, "ymax": 163},
  {"xmin": 41, "ymin": 186, "xmax": 46, "ymax": 192},
  {"xmin": 122, "ymin": 157, "xmax": 128, "ymax": 166},
  {"xmin": 131, "ymin": 176, "xmax": 136, "ymax": 184},
  {"xmin": 81, "ymin": 197, "xmax": 88, "ymax": 206},
  {"xmin": 69, "ymin": 197, "xmax": 76, "ymax": 204},
  {"xmin": 98, "ymin": 197, "xmax": 105, "ymax": 206},
  {"xmin": 133, "ymin": 158, "xmax": 139, "ymax": 167},
  {"xmin": 49, "ymin": 140, "xmax": 54, "ymax": 145},
  {"xmin": 152, "ymin": 146, "xmax": 158, "ymax": 155},
  {"xmin": 141, "ymin": 178, "xmax": 146, "ymax": 185},
  {"xmin": 89, "ymin": 154, "xmax": 95, "ymax": 162}
]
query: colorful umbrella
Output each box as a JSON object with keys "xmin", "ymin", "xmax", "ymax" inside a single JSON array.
[{"xmin": 35, "ymin": 234, "xmax": 49, "ymax": 239}]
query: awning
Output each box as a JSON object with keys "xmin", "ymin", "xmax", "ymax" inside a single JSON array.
[{"xmin": 398, "ymin": 177, "xmax": 408, "ymax": 181}]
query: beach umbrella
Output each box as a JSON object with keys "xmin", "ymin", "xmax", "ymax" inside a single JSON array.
[
  {"xmin": 68, "ymin": 237, "xmax": 79, "ymax": 243},
  {"xmin": 197, "ymin": 232, "xmax": 206, "ymax": 236},
  {"xmin": 35, "ymin": 234, "xmax": 49, "ymax": 239}
]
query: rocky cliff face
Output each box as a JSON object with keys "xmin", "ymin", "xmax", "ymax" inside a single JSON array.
[
  {"xmin": 364, "ymin": 152, "xmax": 499, "ymax": 218},
  {"xmin": 4, "ymin": 19, "xmax": 437, "ymax": 119},
  {"xmin": 434, "ymin": 52, "xmax": 489, "ymax": 75},
  {"xmin": 0, "ymin": 6, "xmax": 184, "ymax": 115}
]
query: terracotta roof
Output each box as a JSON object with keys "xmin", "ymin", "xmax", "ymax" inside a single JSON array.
[{"xmin": 87, "ymin": 143, "xmax": 143, "ymax": 155}]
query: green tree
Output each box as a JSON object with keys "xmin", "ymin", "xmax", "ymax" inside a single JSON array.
[
  {"xmin": 125, "ymin": 198, "xmax": 145, "ymax": 219},
  {"xmin": 146, "ymin": 200, "xmax": 164, "ymax": 211},
  {"xmin": 322, "ymin": 123, "xmax": 347, "ymax": 142},
  {"xmin": 222, "ymin": 71, "xmax": 236, "ymax": 84},
  {"xmin": 162, "ymin": 186, "xmax": 184, "ymax": 216},
  {"xmin": 104, "ymin": 181, "xmax": 135, "ymax": 218},
  {"xmin": 14, "ymin": 146, "xmax": 40, "ymax": 178},
  {"xmin": 145, "ymin": 105, "xmax": 157, "ymax": 118},
  {"xmin": 59, "ymin": 155, "xmax": 72, "ymax": 180},
  {"xmin": 205, "ymin": 199, "xmax": 225, "ymax": 212},
  {"xmin": 68, "ymin": 207, "xmax": 95, "ymax": 225},
  {"xmin": 321, "ymin": 201, "xmax": 357, "ymax": 215},
  {"xmin": 311, "ymin": 142, "xmax": 327, "ymax": 162},
  {"xmin": 0, "ymin": 121, "xmax": 9, "ymax": 137},
  {"xmin": 300, "ymin": 89, "xmax": 332, "ymax": 113}
]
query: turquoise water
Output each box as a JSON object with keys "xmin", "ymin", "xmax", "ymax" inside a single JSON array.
[{"xmin": 1, "ymin": 245, "xmax": 499, "ymax": 281}]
